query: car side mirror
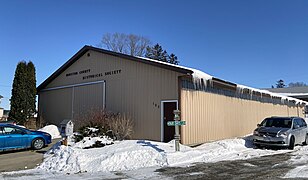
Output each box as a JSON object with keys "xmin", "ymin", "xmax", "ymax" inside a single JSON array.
[
  {"xmin": 257, "ymin": 124, "xmax": 261, "ymax": 127},
  {"xmin": 21, "ymin": 131, "xmax": 26, "ymax": 135},
  {"xmin": 294, "ymin": 125, "xmax": 300, "ymax": 129}
]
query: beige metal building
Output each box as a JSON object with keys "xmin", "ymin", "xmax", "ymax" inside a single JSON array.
[{"xmin": 37, "ymin": 46, "xmax": 308, "ymax": 145}]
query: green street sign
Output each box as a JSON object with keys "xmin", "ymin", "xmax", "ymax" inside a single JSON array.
[{"xmin": 167, "ymin": 121, "xmax": 186, "ymax": 126}]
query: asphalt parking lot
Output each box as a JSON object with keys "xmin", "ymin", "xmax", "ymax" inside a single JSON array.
[
  {"xmin": 0, "ymin": 147, "xmax": 305, "ymax": 179},
  {"xmin": 0, "ymin": 139, "xmax": 59, "ymax": 172},
  {"xmin": 156, "ymin": 152, "xmax": 297, "ymax": 180}
]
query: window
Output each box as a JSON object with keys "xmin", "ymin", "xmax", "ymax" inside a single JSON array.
[
  {"xmin": 293, "ymin": 119, "xmax": 301, "ymax": 129},
  {"xmin": 0, "ymin": 127, "xmax": 3, "ymax": 135},
  {"xmin": 300, "ymin": 118, "xmax": 307, "ymax": 127},
  {"xmin": 3, "ymin": 127, "xmax": 24, "ymax": 134},
  {"xmin": 261, "ymin": 118, "xmax": 292, "ymax": 128}
]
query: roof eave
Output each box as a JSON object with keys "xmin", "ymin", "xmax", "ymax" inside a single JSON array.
[{"xmin": 37, "ymin": 45, "xmax": 193, "ymax": 92}]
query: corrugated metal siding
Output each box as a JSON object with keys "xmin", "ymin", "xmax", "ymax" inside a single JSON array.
[
  {"xmin": 39, "ymin": 88, "xmax": 73, "ymax": 126},
  {"xmin": 73, "ymin": 83, "xmax": 104, "ymax": 120},
  {"xmin": 39, "ymin": 50, "xmax": 183, "ymax": 141},
  {"xmin": 181, "ymin": 89, "xmax": 304, "ymax": 145}
]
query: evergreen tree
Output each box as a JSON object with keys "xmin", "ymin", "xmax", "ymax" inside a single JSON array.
[
  {"xmin": 9, "ymin": 61, "xmax": 28, "ymax": 124},
  {"xmin": 9, "ymin": 61, "xmax": 37, "ymax": 125},
  {"xmin": 168, "ymin": 53, "xmax": 179, "ymax": 65},
  {"xmin": 145, "ymin": 43, "xmax": 180, "ymax": 65},
  {"xmin": 26, "ymin": 61, "xmax": 37, "ymax": 118},
  {"xmin": 276, "ymin": 79, "xmax": 286, "ymax": 88},
  {"xmin": 145, "ymin": 44, "xmax": 168, "ymax": 62}
]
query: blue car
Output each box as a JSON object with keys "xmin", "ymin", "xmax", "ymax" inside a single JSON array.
[{"xmin": 0, "ymin": 124, "xmax": 52, "ymax": 151}]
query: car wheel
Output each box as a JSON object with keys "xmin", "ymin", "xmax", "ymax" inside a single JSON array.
[
  {"xmin": 32, "ymin": 138, "xmax": 45, "ymax": 150},
  {"xmin": 303, "ymin": 134, "xmax": 308, "ymax": 145},
  {"xmin": 288, "ymin": 136, "xmax": 295, "ymax": 150}
]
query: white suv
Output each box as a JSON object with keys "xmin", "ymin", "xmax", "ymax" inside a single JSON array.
[{"xmin": 253, "ymin": 117, "xmax": 308, "ymax": 149}]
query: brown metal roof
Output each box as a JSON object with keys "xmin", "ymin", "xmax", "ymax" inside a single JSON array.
[{"xmin": 37, "ymin": 45, "xmax": 193, "ymax": 92}]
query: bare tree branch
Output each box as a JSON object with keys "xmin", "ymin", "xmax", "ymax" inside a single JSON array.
[{"xmin": 99, "ymin": 33, "xmax": 151, "ymax": 57}]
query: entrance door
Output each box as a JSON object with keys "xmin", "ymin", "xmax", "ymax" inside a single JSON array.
[{"xmin": 162, "ymin": 101, "xmax": 177, "ymax": 142}]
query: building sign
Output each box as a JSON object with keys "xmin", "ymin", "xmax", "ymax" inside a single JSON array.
[
  {"xmin": 65, "ymin": 68, "xmax": 122, "ymax": 80},
  {"xmin": 66, "ymin": 69, "xmax": 91, "ymax": 77}
]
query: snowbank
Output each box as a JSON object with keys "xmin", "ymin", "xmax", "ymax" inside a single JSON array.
[
  {"xmin": 284, "ymin": 146, "xmax": 308, "ymax": 178},
  {"xmin": 38, "ymin": 125, "xmax": 61, "ymax": 139},
  {"xmin": 38, "ymin": 136, "xmax": 289, "ymax": 173},
  {"xmin": 72, "ymin": 136, "xmax": 113, "ymax": 149}
]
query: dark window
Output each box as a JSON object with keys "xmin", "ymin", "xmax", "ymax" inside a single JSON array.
[
  {"xmin": 300, "ymin": 118, "xmax": 307, "ymax": 127},
  {"xmin": 3, "ymin": 127, "xmax": 24, "ymax": 134},
  {"xmin": 293, "ymin": 119, "xmax": 301, "ymax": 129},
  {"xmin": 261, "ymin": 118, "xmax": 292, "ymax": 128}
]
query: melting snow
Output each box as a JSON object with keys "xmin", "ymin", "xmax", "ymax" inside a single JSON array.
[
  {"xmin": 284, "ymin": 146, "xmax": 308, "ymax": 178},
  {"xmin": 38, "ymin": 125, "xmax": 61, "ymax": 139},
  {"xmin": 72, "ymin": 136, "xmax": 113, "ymax": 149},
  {"xmin": 37, "ymin": 136, "xmax": 289, "ymax": 173},
  {"xmin": 237, "ymin": 84, "xmax": 308, "ymax": 105},
  {"xmin": 138, "ymin": 56, "xmax": 308, "ymax": 106},
  {"xmin": 3, "ymin": 136, "xmax": 308, "ymax": 179}
]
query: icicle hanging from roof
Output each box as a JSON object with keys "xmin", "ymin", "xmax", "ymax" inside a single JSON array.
[{"xmin": 138, "ymin": 55, "xmax": 308, "ymax": 106}]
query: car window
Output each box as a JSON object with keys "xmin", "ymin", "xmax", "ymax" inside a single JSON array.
[
  {"xmin": 293, "ymin": 119, "xmax": 301, "ymax": 128},
  {"xmin": 0, "ymin": 127, "xmax": 3, "ymax": 135},
  {"xmin": 261, "ymin": 118, "xmax": 292, "ymax": 128},
  {"xmin": 296, "ymin": 119, "xmax": 303, "ymax": 127},
  {"xmin": 3, "ymin": 127, "xmax": 24, "ymax": 134},
  {"xmin": 300, "ymin": 119, "xmax": 307, "ymax": 127}
]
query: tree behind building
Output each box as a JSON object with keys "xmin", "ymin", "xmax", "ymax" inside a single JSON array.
[
  {"xmin": 276, "ymin": 79, "xmax": 286, "ymax": 88},
  {"xmin": 289, "ymin": 82, "xmax": 307, "ymax": 87},
  {"xmin": 145, "ymin": 43, "xmax": 180, "ymax": 65},
  {"xmin": 99, "ymin": 33, "xmax": 151, "ymax": 57}
]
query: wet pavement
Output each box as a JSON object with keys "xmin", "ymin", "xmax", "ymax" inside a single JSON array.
[
  {"xmin": 156, "ymin": 152, "xmax": 304, "ymax": 179},
  {"xmin": 0, "ymin": 139, "xmax": 60, "ymax": 172},
  {"xmin": 1, "ymin": 146, "xmax": 308, "ymax": 179}
]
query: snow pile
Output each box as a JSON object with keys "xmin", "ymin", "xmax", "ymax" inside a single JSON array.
[
  {"xmin": 38, "ymin": 136, "xmax": 289, "ymax": 173},
  {"xmin": 72, "ymin": 136, "xmax": 113, "ymax": 149},
  {"xmin": 166, "ymin": 137, "xmax": 288, "ymax": 166},
  {"xmin": 38, "ymin": 125, "xmax": 61, "ymax": 139},
  {"xmin": 87, "ymin": 127, "xmax": 99, "ymax": 132},
  {"xmin": 39, "ymin": 140, "xmax": 168, "ymax": 172},
  {"xmin": 284, "ymin": 146, "xmax": 308, "ymax": 178}
]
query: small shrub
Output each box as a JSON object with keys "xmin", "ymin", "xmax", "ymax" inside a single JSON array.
[
  {"xmin": 83, "ymin": 140, "xmax": 114, "ymax": 149},
  {"xmin": 108, "ymin": 114, "xmax": 133, "ymax": 140},
  {"xmin": 73, "ymin": 108, "xmax": 134, "ymax": 141}
]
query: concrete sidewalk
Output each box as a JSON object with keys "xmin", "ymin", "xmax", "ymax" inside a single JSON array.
[{"xmin": 0, "ymin": 139, "xmax": 60, "ymax": 172}]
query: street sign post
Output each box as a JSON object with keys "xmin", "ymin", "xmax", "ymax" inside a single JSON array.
[
  {"xmin": 173, "ymin": 110, "xmax": 185, "ymax": 152},
  {"xmin": 167, "ymin": 121, "xmax": 186, "ymax": 126}
]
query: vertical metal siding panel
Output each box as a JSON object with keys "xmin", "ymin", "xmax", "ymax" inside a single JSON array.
[
  {"xmin": 39, "ymin": 88, "xmax": 72, "ymax": 126},
  {"xmin": 73, "ymin": 83, "xmax": 104, "ymax": 121},
  {"xmin": 41, "ymin": 50, "xmax": 183, "ymax": 141},
  {"xmin": 180, "ymin": 89, "xmax": 304, "ymax": 145}
]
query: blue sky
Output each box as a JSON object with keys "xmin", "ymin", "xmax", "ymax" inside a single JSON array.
[{"xmin": 0, "ymin": 0, "xmax": 308, "ymax": 110}]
